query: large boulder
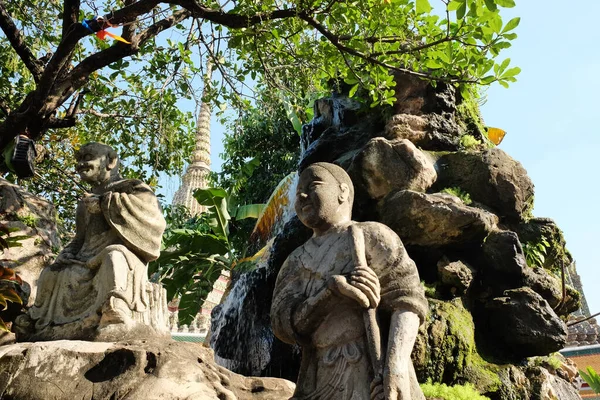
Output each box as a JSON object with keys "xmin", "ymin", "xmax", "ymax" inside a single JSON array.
[
  {"xmin": 481, "ymin": 230, "xmax": 527, "ymax": 280},
  {"xmin": 433, "ymin": 149, "xmax": 534, "ymax": 221},
  {"xmin": 0, "ymin": 339, "xmax": 295, "ymax": 400},
  {"xmin": 513, "ymin": 217, "xmax": 572, "ymax": 274},
  {"xmin": 483, "ymin": 287, "xmax": 567, "ymax": 358},
  {"xmin": 413, "ymin": 299, "xmax": 500, "ymax": 393},
  {"xmin": 384, "ymin": 73, "xmax": 462, "ymax": 151},
  {"xmin": 379, "ymin": 190, "xmax": 498, "ymax": 247},
  {"xmin": 0, "ymin": 178, "xmax": 60, "ymax": 304},
  {"xmin": 348, "ymin": 138, "xmax": 437, "ymax": 200}
]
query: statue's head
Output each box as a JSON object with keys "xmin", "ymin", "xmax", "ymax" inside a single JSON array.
[
  {"xmin": 75, "ymin": 142, "xmax": 121, "ymax": 185},
  {"xmin": 295, "ymin": 162, "xmax": 354, "ymax": 234}
]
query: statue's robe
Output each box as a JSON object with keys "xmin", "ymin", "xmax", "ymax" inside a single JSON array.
[
  {"xmin": 271, "ymin": 221, "xmax": 428, "ymax": 400},
  {"xmin": 29, "ymin": 179, "xmax": 166, "ymax": 338}
]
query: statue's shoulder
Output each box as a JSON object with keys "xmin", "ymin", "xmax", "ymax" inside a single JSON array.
[
  {"xmin": 107, "ymin": 179, "xmax": 153, "ymax": 193},
  {"xmin": 352, "ymin": 220, "xmax": 398, "ymax": 239}
]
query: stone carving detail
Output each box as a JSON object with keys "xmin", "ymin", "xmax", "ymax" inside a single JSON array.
[
  {"xmin": 15, "ymin": 142, "xmax": 168, "ymax": 341},
  {"xmin": 271, "ymin": 162, "xmax": 427, "ymax": 400}
]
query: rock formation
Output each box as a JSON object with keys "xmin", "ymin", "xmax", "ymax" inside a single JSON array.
[
  {"xmin": 211, "ymin": 75, "xmax": 583, "ymax": 399},
  {"xmin": 0, "ymin": 339, "xmax": 295, "ymax": 400}
]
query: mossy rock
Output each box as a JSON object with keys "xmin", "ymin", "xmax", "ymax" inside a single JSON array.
[{"xmin": 412, "ymin": 299, "xmax": 500, "ymax": 393}]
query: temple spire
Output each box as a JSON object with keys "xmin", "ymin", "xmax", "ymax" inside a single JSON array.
[{"xmin": 172, "ymin": 62, "xmax": 212, "ymax": 216}]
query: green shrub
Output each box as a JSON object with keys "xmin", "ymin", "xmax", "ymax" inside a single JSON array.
[
  {"xmin": 459, "ymin": 134, "xmax": 482, "ymax": 149},
  {"xmin": 421, "ymin": 381, "xmax": 490, "ymax": 400},
  {"xmin": 441, "ymin": 187, "xmax": 473, "ymax": 205}
]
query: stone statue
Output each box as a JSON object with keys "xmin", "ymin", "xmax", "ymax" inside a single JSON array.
[
  {"xmin": 271, "ymin": 162, "xmax": 428, "ymax": 400},
  {"xmin": 15, "ymin": 142, "xmax": 169, "ymax": 341}
]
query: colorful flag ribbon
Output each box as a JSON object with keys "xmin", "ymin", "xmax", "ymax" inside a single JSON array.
[{"xmin": 82, "ymin": 16, "xmax": 131, "ymax": 44}]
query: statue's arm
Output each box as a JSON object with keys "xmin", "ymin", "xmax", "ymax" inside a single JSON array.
[
  {"xmin": 61, "ymin": 202, "xmax": 87, "ymax": 255},
  {"xmin": 381, "ymin": 310, "xmax": 420, "ymax": 400},
  {"xmin": 291, "ymin": 282, "xmax": 337, "ymax": 336}
]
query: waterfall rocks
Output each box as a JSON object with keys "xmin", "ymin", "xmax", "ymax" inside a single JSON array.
[{"xmin": 210, "ymin": 73, "xmax": 581, "ymax": 399}]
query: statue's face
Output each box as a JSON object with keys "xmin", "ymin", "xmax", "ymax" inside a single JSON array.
[
  {"xmin": 295, "ymin": 166, "xmax": 349, "ymax": 231},
  {"xmin": 75, "ymin": 149, "xmax": 111, "ymax": 184}
]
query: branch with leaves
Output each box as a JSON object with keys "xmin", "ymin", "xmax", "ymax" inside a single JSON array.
[{"xmin": 0, "ymin": 0, "xmax": 521, "ymax": 160}]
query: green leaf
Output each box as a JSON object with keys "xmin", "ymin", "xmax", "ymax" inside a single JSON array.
[
  {"xmin": 495, "ymin": 0, "xmax": 516, "ymax": 7},
  {"xmin": 488, "ymin": 13, "xmax": 503, "ymax": 33},
  {"xmin": 416, "ymin": 0, "xmax": 433, "ymax": 14},
  {"xmin": 483, "ymin": 0, "xmax": 497, "ymax": 11},
  {"xmin": 193, "ymin": 188, "xmax": 231, "ymax": 238},
  {"xmin": 348, "ymin": 83, "xmax": 359, "ymax": 98},
  {"xmin": 447, "ymin": 0, "xmax": 463, "ymax": 11},
  {"xmin": 234, "ymin": 203, "xmax": 265, "ymax": 220},
  {"xmin": 502, "ymin": 17, "xmax": 520, "ymax": 33},
  {"xmin": 456, "ymin": 1, "xmax": 467, "ymax": 19},
  {"xmin": 501, "ymin": 66, "xmax": 521, "ymax": 78}
]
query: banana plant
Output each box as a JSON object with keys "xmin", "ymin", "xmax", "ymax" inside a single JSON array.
[
  {"xmin": 580, "ymin": 366, "xmax": 600, "ymax": 394},
  {"xmin": 149, "ymin": 188, "xmax": 264, "ymax": 325}
]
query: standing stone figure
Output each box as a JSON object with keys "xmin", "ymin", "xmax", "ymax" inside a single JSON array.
[
  {"xmin": 271, "ymin": 162, "xmax": 428, "ymax": 400},
  {"xmin": 15, "ymin": 142, "xmax": 168, "ymax": 341}
]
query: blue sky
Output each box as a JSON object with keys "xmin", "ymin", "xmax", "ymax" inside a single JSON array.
[{"xmin": 161, "ymin": 1, "xmax": 599, "ymax": 317}]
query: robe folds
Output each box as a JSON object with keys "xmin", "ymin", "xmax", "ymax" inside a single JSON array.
[
  {"xmin": 29, "ymin": 179, "xmax": 166, "ymax": 334},
  {"xmin": 271, "ymin": 221, "xmax": 427, "ymax": 400}
]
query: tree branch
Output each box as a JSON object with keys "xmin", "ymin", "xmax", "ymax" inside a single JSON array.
[
  {"xmin": 0, "ymin": 0, "xmax": 44, "ymax": 82},
  {"xmin": 169, "ymin": 0, "xmax": 299, "ymax": 28},
  {"xmin": 78, "ymin": 109, "xmax": 140, "ymax": 119},
  {"xmin": 47, "ymin": 8, "xmax": 192, "ymax": 111},
  {"xmin": 62, "ymin": 0, "xmax": 80, "ymax": 38},
  {"xmin": 299, "ymin": 13, "xmax": 476, "ymax": 84},
  {"xmin": 45, "ymin": 116, "xmax": 76, "ymax": 129}
]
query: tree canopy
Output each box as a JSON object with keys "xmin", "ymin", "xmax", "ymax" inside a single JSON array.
[{"xmin": 0, "ymin": 0, "xmax": 520, "ymax": 168}]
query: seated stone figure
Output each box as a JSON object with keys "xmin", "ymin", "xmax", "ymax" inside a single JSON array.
[
  {"xmin": 271, "ymin": 162, "xmax": 428, "ymax": 400},
  {"xmin": 15, "ymin": 142, "xmax": 168, "ymax": 341}
]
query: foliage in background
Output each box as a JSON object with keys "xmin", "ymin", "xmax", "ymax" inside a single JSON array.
[
  {"xmin": 441, "ymin": 186, "xmax": 473, "ymax": 205},
  {"xmin": 215, "ymin": 89, "xmax": 301, "ymax": 207},
  {"xmin": 580, "ymin": 366, "xmax": 600, "ymax": 394},
  {"xmin": 149, "ymin": 188, "xmax": 263, "ymax": 325},
  {"xmin": 420, "ymin": 381, "xmax": 490, "ymax": 400},
  {"xmin": 523, "ymin": 236, "xmax": 550, "ymax": 269}
]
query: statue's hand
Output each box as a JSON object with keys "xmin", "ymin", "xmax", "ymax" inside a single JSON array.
[
  {"xmin": 83, "ymin": 193, "xmax": 102, "ymax": 214},
  {"xmin": 328, "ymin": 274, "xmax": 372, "ymax": 308},
  {"xmin": 349, "ymin": 266, "xmax": 380, "ymax": 308},
  {"xmin": 51, "ymin": 252, "xmax": 75, "ymax": 270},
  {"xmin": 382, "ymin": 364, "xmax": 411, "ymax": 400},
  {"xmin": 370, "ymin": 375, "xmax": 385, "ymax": 400}
]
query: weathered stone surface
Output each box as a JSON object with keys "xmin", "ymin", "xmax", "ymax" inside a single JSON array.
[
  {"xmin": 522, "ymin": 267, "xmax": 562, "ymax": 309},
  {"xmin": 514, "ymin": 217, "xmax": 572, "ymax": 273},
  {"xmin": 434, "ymin": 149, "xmax": 534, "ymax": 221},
  {"xmin": 527, "ymin": 366, "xmax": 581, "ymax": 400},
  {"xmin": 482, "ymin": 230, "xmax": 527, "ymax": 279},
  {"xmin": 15, "ymin": 143, "xmax": 169, "ymax": 342},
  {"xmin": 0, "ymin": 178, "xmax": 61, "ymax": 305},
  {"xmin": 299, "ymin": 97, "xmax": 381, "ymax": 170},
  {"xmin": 484, "ymin": 287, "xmax": 567, "ymax": 358},
  {"xmin": 379, "ymin": 190, "xmax": 498, "ymax": 247},
  {"xmin": 0, "ymin": 339, "xmax": 295, "ymax": 400},
  {"xmin": 482, "ymin": 230, "xmax": 576, "ymax": 314},
  {"xmin": 384, "ymin": 73, "xmax": 462, "ymax": 151},
  {"xmin": 348, "ymin": 138, "xmax": 437, "ymax": 200},
  {"xmin": 436, "ymin": 259, "xmax": 474, "ymax": 296}
]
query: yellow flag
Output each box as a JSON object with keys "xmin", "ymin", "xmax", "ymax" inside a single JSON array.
[{"xmin": 487, "ymin": 127, "xmax": 506, "ymax": 145}]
